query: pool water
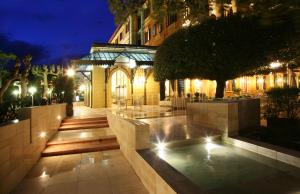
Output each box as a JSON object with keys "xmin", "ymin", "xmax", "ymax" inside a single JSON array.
[{"xmin": 155, "ymin": 142, "xmax": 300, "ymax": 194}]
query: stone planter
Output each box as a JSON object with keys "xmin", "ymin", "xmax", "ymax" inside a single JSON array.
[{"xmin": 186, "ymin": 98, "xmax": 260, "ymax": 137}]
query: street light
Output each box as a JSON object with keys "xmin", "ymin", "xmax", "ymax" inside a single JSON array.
[
  {"xmin": 66, "ymin": 68, "xmax": 75, "ymax": 77},
  {"xmin": 28, "ymin": 86, "xmax": 37, "ymax": 106}
]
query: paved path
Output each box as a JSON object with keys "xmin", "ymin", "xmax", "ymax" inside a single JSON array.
[
  {"xmin": 12, "ymin": 106, "xmax": 148, "ymax": 194},
  {"xmin": 12, "ymin": 150, "xmax": 148, "ymax": 194}
]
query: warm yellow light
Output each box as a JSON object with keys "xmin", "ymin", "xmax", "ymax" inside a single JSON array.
[
  {"xmin": 12, "ymin": 119, "xmax": 19, "ymax": 123},
  {"xmin": 66, "ymin": 68, "xmax": 75, "ymax": 77},
  {"xmin": 205, "ymin": 137, "xmax": 212, "ymax": 143},
  {"xmin": 28, "ymin": 87, "xmax": 37, "ymax": 95},
  {"xmin": 276, "ymin": 77, "xmax": 283, "ymax": 83},
  {"xmin": 257, "ymin": 77, "xmax": 264, "ymax": 84},
  {"xmin": 128, "ymin": 59, "xmax": 136, "ymax": 69},
  {"xmin": 195, "ymin": 79, "xmax": 202, "ymax": 88},
  {"xmin": 40, "ymin": 132, "xmax": 46, "ymax": 138},
  {"xmin": 157, "ymin": 142, "xmax": 166, "ymax": 150},
  {"xmin": 270, "ymin": 61, "xmax": 282, "ymax": 69},
  {"xmin": 134, "ymin": 76, "xmax": 145, "ymax": 85},
  {"xmin": 57, "ymin": 115, "xmax": 61, "ymax": 120},
  {"xmin": 79, "ymin": 84, "xmax": 86, "ymax": 91},
  {"xmin": 12, "ymin": 90, "xmax": 20, "ymax": 96}
]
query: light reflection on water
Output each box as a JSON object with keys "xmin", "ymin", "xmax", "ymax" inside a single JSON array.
[{"xmin": 153, "ymin": 142, "xmax": 300, "ymax": 194}]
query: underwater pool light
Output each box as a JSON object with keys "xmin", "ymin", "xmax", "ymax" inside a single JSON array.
[
  {"xmin": 157, "ymin": 142, "xmax": 166, "ymax": 151},
  {"xmin": 205, "ymin": 137, "xmax": 212, "ymax": 143}
]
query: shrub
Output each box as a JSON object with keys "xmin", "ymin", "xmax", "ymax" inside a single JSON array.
[{"xmin": 265, "ymin": 87, "xmax": 300, "ymax": 119}]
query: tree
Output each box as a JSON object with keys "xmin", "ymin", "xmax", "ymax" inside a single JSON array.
[
  {"xmin": 108, "ymin": 0, "xmax": 145, "ymax": 24},
  {"xmin": 108, "ymin": 0, "xmax": 210, "ymax": 25},
  {"xmin": 32, "ymin": 64, "xmax": 63, "ymax": 98},
  {"xmin": 20, "ymin": 55, "xmax": 32, "ymax": 98},
  {"xmin": 154, "ymin": 13, "xmax": 297, "ymax": 98},
  {"xmin": 0, "ymin": 58, "xmax": 20, "ymax": 103}
]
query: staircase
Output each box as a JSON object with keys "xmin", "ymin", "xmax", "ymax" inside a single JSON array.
[
  {"xmin": 58, "ymin": 117, "xmax": 109, "ymax": 131},
  {"xmin": 42, "ymin": 116, "xmax": 119, "ymax": 157}
]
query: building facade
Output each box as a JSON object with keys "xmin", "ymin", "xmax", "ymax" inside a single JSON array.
[{"xmin": 76, "ymin": 0, "xmax": 300, "ymax": 108}]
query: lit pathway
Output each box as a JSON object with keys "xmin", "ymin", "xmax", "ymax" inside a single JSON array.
[
  {"xmin": 12, "ymin": 106, "xmax": 148, "ymax": 194},
  {"xmin": 12, "ymin": 151, "xmax": 148, "ymax": 194}
]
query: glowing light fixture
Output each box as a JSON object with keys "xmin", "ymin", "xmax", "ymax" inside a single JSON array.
[
  {"xmin": 40, "ymin": 132, "xmax": 46, "ymax": 138},
  {"xmin": 205, "ymin": 137, "xmax": 212, "ymax": 143},
  {"xmin": 40, "ymin": 171, "xmax": 49, "ymax": 178},
  {"xmin": 257, "ymin": 77, "xmax": 264, "ymax": 84},
  {"xmin": 182, "ymin": 19, "xmax": 191, "ymax": 28},
  {"xmin": 157, "ymin": 142, "xmax": 166, "ymax": 151},
  {"xmin": 139, "ymin": 65, "xmax": 150, "ymax": 69},
  {"xmin": 270, "ymin": 61, "xmax": 282, "ymax": 69},
  {"xmin": 12, "ymin": 119, "xmax": 19, "ymax": 124},
  {"xmin": 66, "ymin": 68, "xmax": 75, "ymax": 77},
  {"xmin": 28, "ymin": 87, "xmax": 37, "ymax": 95},
  {"xmin": 100, "ymin": 64, "xmax": 109, "ymax": 69},
  {"xmin": 57, "ymin": 115, "xmax": 61, "ymax": 120},
  {"xmin": 128, "ymin": 59, "xmax": 136, "ymax": 69},
  {"xmin": 12, "ymin": 89, "xmax": 20, "ymax": 97},
  {"xmin": 28, "ymin": 86, "xmax": 37, "ymax": 106}
]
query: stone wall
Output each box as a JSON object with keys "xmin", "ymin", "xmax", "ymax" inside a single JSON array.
[
  {"xmin": 186, "ymin": 98, "xmax": 260, "ymax": 137},
  {"xmin": 107, "ymin": 112, "xmax": 177, "ymax": 194},
  {"xmin": 0, "ymin": 104, "xmax": 66, "ymax": 194}
]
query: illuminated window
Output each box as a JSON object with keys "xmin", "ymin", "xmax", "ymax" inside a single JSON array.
[{"xmin": 111, "ymin": 70, "xmax": 128, "ymax": 104}]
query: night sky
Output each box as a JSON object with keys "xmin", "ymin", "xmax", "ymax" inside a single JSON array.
[{"xmin": 0, "ymin": 0, "xmax": 116, "ymax": 64}]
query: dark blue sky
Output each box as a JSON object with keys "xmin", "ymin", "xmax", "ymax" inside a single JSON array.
[{"xmin": 0, "ymin": 0, "xmax": 116, "ymax": 64}]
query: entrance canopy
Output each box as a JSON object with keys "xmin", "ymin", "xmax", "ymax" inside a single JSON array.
[{"xmin": 72, "ymin": 43, "xmax": 157, "ymax": 72}]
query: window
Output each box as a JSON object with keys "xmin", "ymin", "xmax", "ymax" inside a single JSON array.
[
  {"xmin": 119, "ymin": 32, "xmax": 123, "ymax": 41},
  {"xmin": 152, "ymin": 24, "xmax": 157, "ymax": 36},
  {"xmin": 148, "ymin": 27, "xmax": 151, "ymax": 40},
  {"xmin": 144, "ymin": 31, "xmax": 149, "ymax": 43},
  {"xmin": 167, "ymin": 13, "xmax": 177, "ymax": 26},
  {"xmin": 158, "ymin": 23, "xmax": 163, "ymax": 33},
  {"xmin": 144, "ymin": 27, "xmax": 151, "ymax": 43},
  {"xmin": 125, "ymin": 23, "xmax": 129, "ymax": 34}
]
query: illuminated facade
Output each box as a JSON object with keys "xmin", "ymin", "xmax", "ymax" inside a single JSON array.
[{"xmin": 75, "ymin": 0, "xmax": 300, "ymax": 107}]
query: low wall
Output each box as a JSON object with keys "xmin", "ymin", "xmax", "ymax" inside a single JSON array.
[
  {"xmin": 107, "ymin": 112, "xmax": 177, "ymax": 194},
  {"xmin": 225, "ymin": 137, "xmax": 300, "ymax": 168},
  {"xmin": 0, "ymin": 103, "xmax": 66, "ymax": 194},
  {"xmin": 186, "ymin": 98, "xmax": 260, "ymax": 137}
]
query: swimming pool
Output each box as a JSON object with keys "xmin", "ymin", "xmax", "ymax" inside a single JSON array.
[{"xmin": 154, "ymin": 141, "xmax": 300, "ymax": 194}]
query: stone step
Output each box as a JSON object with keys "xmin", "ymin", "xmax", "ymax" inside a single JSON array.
[
  {"xmin": 58, "ymin": 123, "xmax": 109, "ymax": 131},
  {"xmin": 62, "ymin": 117, "xmax": 107, "ymax": 123},
  {"xmin": 60, "ymin": 120, "xmax": 108, "ymax": 126},
  {"xmin": 42, "ymin": 139, "xmax": 119, "ymax": 157},
  {"xmin": 46, "ymin": 135, "xmax": 117, "ymax": 146}
]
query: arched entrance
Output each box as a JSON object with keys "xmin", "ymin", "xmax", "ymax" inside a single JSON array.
[{"xmin": 111, "ymin": 70, "xmax": 128, "ymax": 104}]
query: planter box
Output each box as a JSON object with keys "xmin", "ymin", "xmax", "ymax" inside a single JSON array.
[{"xmin": 186, "ymin": 98, "xmax": 260, "ymax": 137}]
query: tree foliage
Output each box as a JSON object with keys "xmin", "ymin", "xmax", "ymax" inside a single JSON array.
[
  {"xmin": 154, "ymin": 12, "xmax": 298, "ymax": 98},
  {"xmin": 108, "ymin": 0, "xmax": 145, "ymax": 24},
  {"xmin": 32, "ymin": 64, "xmax": 63, "ymax": 98}
]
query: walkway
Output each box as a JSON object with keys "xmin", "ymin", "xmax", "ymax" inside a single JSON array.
[
  {"xmin": 12, "ymin": 151, "xmax": 148, "ymax": 194},
  {"xmin": 12, "ymin": 106, "xmax": 148, "ymax": 194}
]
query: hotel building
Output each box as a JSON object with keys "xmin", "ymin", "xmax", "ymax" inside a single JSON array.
[{"xmin": 73, "ymin": 0, "xmax": 300, "ymax": 108}]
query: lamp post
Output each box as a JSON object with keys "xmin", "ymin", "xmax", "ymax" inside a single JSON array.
[{"xmin": 28, "ymin": 87, "xmax": 37, "ymax": 106}]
